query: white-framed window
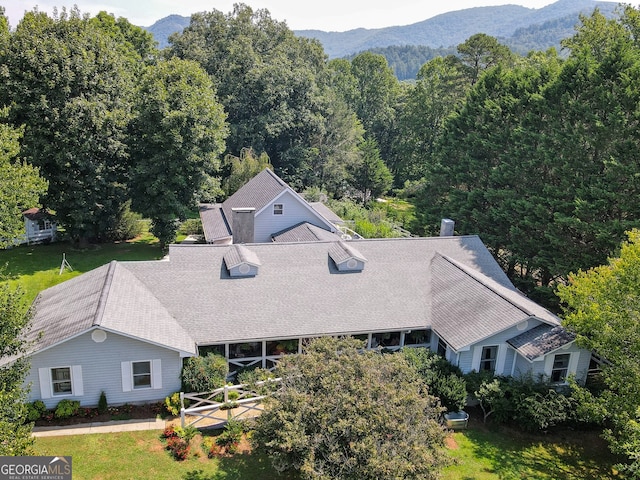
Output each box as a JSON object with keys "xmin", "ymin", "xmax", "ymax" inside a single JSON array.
[
  {"xmin": 273, "ymin": 204, "xmax": 283, "ymax": 215},
  {"xmin": 121, "ymin": 359, "xmax": 162, "ymax": 392},
  {"xmin": 551, "ymin": 353, "xmax": 571, "ymax": 383},
  {"xmin": 38, "ymin": 365, "xmax": 84, "ymax": 399},
  {"xmin": 480, "ymin": 346, "xmax": 498, "ymax": 373},
  {"xmin": 51, "ymin": 367, "xmax": 72, "ymax": 396},
  {"xmin": 132, "ymin": 361, "xmax": 152, "ymax": 389}
]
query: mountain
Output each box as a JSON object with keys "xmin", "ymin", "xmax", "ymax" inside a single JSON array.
[
  {"xmin": 296, "ymin": 0, "xmax": 618, "ymax": 57},
  {"xmin": 145, "ymin": 0, "xmax": 619, "ymax": 55}
]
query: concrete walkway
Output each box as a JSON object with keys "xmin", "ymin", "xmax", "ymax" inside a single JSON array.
[{"xmin": 32, "ymin": 418, "xmax": 166, "ymax": 437}]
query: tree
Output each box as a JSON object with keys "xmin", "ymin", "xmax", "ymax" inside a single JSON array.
[
  {"xmin": 252, "ymin": 337, "xmax": 451, "ymax": 479},
  {"xmin": 392, "ymin": 55, "xmax": 468, "ymax": 184},
  {"xmin": 457, "ymin": 33, "xmax": 514, "ymax": 85},
  {"xmin": 222, "ymin": 147, "xmax": 272, "ymax": 197},
  {"xmin": 0, "ymin": 8, "xmax": 135, "ymax": 245},
  {"xmin": 558, "ymin": 230, "xmax": 640, "ymax": 475},
  {"xmin": 348, "ymin": 138, "xmax": 393, "ymax": 203},
  {"xmin": 416, "ymin": 8, "xmax": 640, "ymax": 308},
  {"xmin": 0, "ymin": 284, "xmax": 34, "ymax": 455},
  {"xmin": 128, "ymin": 58, "xmax": 228, "ymax": 247},
  {"xmin": 0, "ymin": 111, "xmax": 48, "ymax": 247}
]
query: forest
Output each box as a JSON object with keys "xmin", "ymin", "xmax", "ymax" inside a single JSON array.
[{"xmin": 1, "ymin": 3, "xmax": 640, "ymax": 310}]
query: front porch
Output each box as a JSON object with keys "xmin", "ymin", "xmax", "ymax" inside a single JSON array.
[{"xmin": 198, "ymin": 329, "xmax": 432, "ymax": 377}]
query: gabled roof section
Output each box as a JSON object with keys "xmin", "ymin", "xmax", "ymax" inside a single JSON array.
[
  {"xmin": 431, "ymin": 254, "xmax": 560, "ymax": 351},
  {"xmin": 507, "ymin": 324, "xmax": 575, "ymax": 361},
  {"xmin": 23, "ymin": 261, "xmax": 197, "ymax": 357},
  {"xmin": 221, "ymin": 169, "xmax": 287, "ymax": 226},
  {"xmin": 199, "ymin": 204, "xmax": 231, "ymax": 243},
  {"xmin": 223, "ymin": 244, "xmax": 261, "ymax": 277},
  {"xmin": 272, "ymin": 222, "xmax": 342, "ymax": 243},
  {"xmin": 309, "ymin": 202, "xmax": 345, "ymax": 225},
  {"xmin": 329, "ymin": 241, "xmax": 367, "ymax": 272},
  {"xmin": 24, "ymin": 262, "xmax": 115, "ymax": 351},
  {"xmin": 22, "ymin": 208, "xmax": 55, "ymax": 221}
]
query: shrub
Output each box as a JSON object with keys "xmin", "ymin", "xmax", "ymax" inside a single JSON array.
[
  {"xmin": 164, "ymin": 392, "xmax": 182, "ymax": 416},
  {"xmin": 54, "ymin": 399, "xmax": 80, "ymax": 419},
  {"xmin": 98, "ymin": 391, "xmax": 108, "ymax": 414},
  {"xmin": 403, "ymin": 348, "xmax": 467, "ymax": 412},
  {"xmin": 104, "ymin": 200, "xmax": 143, "ymax": 241},
  {"xmin": 214, "ymin": 420, "xmax": 244, "ymax": 454},
  {"xmin": 181, "ymin": 353, "xmax": 228, "ymax": 393},
  {"xmin": 166, "ymin": 436, "xmax": 190, "ymax": 461},
  {"xmin": 25, "ymin": 400, "xmax": 47, "ymax": 422},
  {"xmin": 178, "ymin": 219, "xmax": 203, "ymax": 236}
]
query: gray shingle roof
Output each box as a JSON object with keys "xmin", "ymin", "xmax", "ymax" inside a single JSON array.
[
  {"xmin": 221, "ymin": 169, "xmax": 287, "ymax": 226},
  {"xmin": 23, "ymin": 261, "xmax": 196, "ymax": 357},
  {"xmin": 309, "ymin": 202, "xmax": 344, "ymax": 225},
  {"xmin": 199, "ymin": 203, "xmax": 231, "ymax": 243},
  {"xmin": 23, "ymin": 235, "xmax": 564, "ymax": 358},
  {"xmin": 272, "ymin": 222, "xmax": 343, "ymax": 242},
  {"xmin": 431, "ymin": 254, "xmax": 560, "ymax": 351},
  {"xmin": 507, "ymin": 324, "xmax": 575, "ymax": 361}
]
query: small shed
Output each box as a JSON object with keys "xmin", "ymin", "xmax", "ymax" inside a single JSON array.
[{"xmin": 21, "ymin": 208, "xmax": 57, "ymax": 244}]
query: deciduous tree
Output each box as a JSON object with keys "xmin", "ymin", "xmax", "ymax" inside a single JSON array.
[
  {"xmin": 0, "ymin": 284, "xmax": 34, "ymax": 455},
  {"xmin": 0, "ymin": 8, "xmax": 135, "ymax": 245},
  {"xmin": 558, "ymin": 230, "xmax": 640, "ymax": 475},
  {"xmin": 0, "ymin": 111, "xmax": 47, "ymax": 247},
  {"xmin": 253, "ymin": 337, "xmax": 450, "ymax": 479},
  {"xmin": 128, "ymin": 58, "xmax": 228, "ymax": 248}
]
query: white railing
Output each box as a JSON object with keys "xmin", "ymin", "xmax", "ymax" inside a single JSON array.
[{"xmin": 180, "ymin": 378, "xmax": 281, "ymax": 429}]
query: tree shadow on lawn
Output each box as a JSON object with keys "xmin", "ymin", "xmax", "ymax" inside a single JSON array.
[
  {"xmin": 461, "ymin": 414, "xmax": 621, "ymax": 480},
  {"xmin": 183, "ymin": 452, "xmax": 298, "ymax": 480}
]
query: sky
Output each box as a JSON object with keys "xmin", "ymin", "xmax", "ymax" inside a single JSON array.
[{"xmin": 3, "ymin": 0, "xmax": 555, "ymax": 31}]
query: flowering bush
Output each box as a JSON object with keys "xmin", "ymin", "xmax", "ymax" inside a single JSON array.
[{"xmin": 166, "ymin": 436, "xmax": 190, "ymax": 460}]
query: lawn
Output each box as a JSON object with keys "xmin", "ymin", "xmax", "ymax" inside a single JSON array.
[
  {"xmin": 443, "ymin": 413, "xmax": 621, "ymax": 480},
  {"xmin": 32, "ymin": 414, "xmax": 621, "ymax": 480},
  {"xmin": 34, "ymin": 430, "xmax": 293, "ymax": 480},
  {"xmin": 0, "ymin": 228, "xmax": 164, "ymax": 303}
]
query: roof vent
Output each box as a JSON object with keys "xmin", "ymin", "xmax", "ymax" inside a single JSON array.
[
  {"xmin": 329, "ymin": 241, "xmax": 366, "ymax": 272},
  {"xmin": 224, "ymin": 244, "xmax": 261, "ymax": 277}
]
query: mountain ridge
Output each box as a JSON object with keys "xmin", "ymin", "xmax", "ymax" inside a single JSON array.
[{"xmin": 145, "ymin": 0, "xmax": 619, "ymax": 57}]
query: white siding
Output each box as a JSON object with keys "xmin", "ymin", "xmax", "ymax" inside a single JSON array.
[
  {"xmin": 254, "ymin": 191, "xmax": 334, "ymax": 242},
  {"xmin": 25, "ymin": 330, "xmax": 184, "ymax": 409},
  {"xmin": 457, "ymin": 319, "xmax": 548, "ymax": 375}
]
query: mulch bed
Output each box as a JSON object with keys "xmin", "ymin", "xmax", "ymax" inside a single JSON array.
[{"xmin": 35, "ymin": 402, "xmax": 165, "ymax": 427}]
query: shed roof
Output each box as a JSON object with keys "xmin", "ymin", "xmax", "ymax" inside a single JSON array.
[{"xmin": 507, "ymin": 324, "xmax": 575, "ymax": 361}]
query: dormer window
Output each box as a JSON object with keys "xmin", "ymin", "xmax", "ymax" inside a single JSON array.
[
  {"xmin": 224, "ymin": 245, "xmax": 261, "ymax": 277},
  {"xmin": 273, "ymin": 204, "xmax": 283, "ymax": 215},
  {"xmin": 329, "ymin": 241, "xmax": 367, "ymax": 272}
]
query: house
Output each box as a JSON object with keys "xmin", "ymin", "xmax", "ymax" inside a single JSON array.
[
  {"xmin": 10, "ymin": 233, "xmax": 591, "ymax": 409},
  {"xmin": 18, "ymin": 208, "xmax": 57, "ymax": 245},
  {"xmin": 199, "ymin": 168, "xmax": 357, "ymax": 244}
]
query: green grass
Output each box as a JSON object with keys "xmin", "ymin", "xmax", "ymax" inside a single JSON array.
[
  {"xmin": 34, "ymin": 430, "xmax": 293, "ymax": 480},
  {"xmin": 0, "ymin": 230, "xmax": 163, "ymax": 303},
  {"xmin": 32, "ymin": 418, "xmax": 621, "ymax": 480},
  {"xmin": 443, "ymin": 418, "xmax": 622, "ymax": 480}
]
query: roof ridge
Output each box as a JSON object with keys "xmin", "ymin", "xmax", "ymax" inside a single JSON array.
[
  {"xmin": 93, "ymin": 261, "xmax": 118, "ymax": 326},
  {"xmin": 434, "ymin": 253, "xmax": 539, "ymax": 318}
]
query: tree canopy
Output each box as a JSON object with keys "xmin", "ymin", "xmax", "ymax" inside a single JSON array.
[
  {"xmin": 0, "ymin": 284, "xmax": 34, "ymax": 455},
  {"xmin": 415, "ymin": 9, "xmax": 640, "ymax": 307},
  {"xmin": 128, "ymin": 58, "xmax": 228, "ymax": 247},
  {"xmin": 558, "ymin": 229, "xmax": 640, "ymax": 476},
  {"xmin": 0, "ymin": 111, "xmax": 47, "ymax": 247},
  {"xmin": 252, "ymin": 337, "xmax": 450, "ymax": 479}
]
